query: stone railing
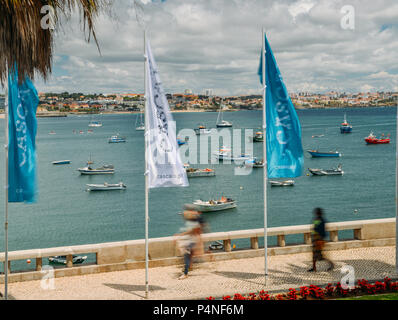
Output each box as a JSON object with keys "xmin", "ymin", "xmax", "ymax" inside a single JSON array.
[{"xmin": 0, "ymin": 217, "xmax": 395, "ymax": 283}]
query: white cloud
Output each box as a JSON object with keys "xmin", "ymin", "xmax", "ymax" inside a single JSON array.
[{"xmin": 31, "ymin": 0, "xmax": 398, "ymax": 95}]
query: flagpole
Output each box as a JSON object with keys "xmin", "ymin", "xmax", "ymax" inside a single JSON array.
[
  {"xmin": 262, "ymin": 28, "xmax": 268, "ymax": 284},
  {"xmin": 144, "ymin": 29, "xmax": 150, "ymax": 299},
  {"xmin": 4, "ymin": 71, "xmax": 9, "ymax": 300},
  {"xmin": 396, "ymin": 96, "xmax": 398, "ymax": 275}
]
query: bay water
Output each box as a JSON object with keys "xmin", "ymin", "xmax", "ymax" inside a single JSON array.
[{"xmin": 0, "ymin": 107, "xmax": 396, "ymax": 270}]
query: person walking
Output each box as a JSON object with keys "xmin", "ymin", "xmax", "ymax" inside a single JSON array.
[
  {"xmin": 175, "ymin": 210, "xmax": 203, "ymax": 280},
  {"xmin": 308, "ymin": 207, "xmax": 334, "ymax": 272}
]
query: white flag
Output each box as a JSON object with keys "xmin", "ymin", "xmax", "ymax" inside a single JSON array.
[{"xmin": 145, "ymin": 40, "xmax": 189, "ymax": 189}]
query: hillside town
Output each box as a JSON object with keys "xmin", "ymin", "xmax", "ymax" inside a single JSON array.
[{"xmin": 0, "ymin": 90, "xmax": 397, "ymax": 116}]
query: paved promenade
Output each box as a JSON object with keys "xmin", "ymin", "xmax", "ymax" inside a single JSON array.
[{"xmin": 2, "ymin": 246, "xmax": 397, "ymax": 300}]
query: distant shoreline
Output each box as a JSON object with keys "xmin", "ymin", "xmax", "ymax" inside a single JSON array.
[{"xmin": 0, "ymin": 104, "xmax": 395, "ymax": 119}]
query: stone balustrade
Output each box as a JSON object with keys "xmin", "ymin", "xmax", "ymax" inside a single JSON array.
[{"xmin": 0, "ymin": 217, "xmax": 395, "ymax": 283}]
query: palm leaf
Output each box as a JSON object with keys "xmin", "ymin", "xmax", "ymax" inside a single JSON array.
[{"xmin": 0, "ymin": 0, "xmax": 110, "ymax": 84}]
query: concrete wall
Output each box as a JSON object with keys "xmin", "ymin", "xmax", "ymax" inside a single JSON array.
[{"xmin": 0, "ymin": 218, "xmax": 395, "ymax": 284}]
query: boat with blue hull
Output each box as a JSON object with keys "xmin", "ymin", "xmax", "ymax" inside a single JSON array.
[
  {"xmin": 307, "ymin": 150, "xmax": 341, "ymax": 158},
  {"xmin": 108, "ymin": 135, "xmax": 126, "ymax": 143},
  {"xmin": 340, "ymin": 114, "xmax": 352, "ymax": 133},
  {"xmin": 52, "ymin": 160, "xmax": 71, "ymax": 165}
]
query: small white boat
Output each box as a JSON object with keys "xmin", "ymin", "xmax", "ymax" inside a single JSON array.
[
  {"xmin": 88, "ymin": 121, "xmax": 102, "ymax": 128},
  {"xmin": 49, "ymin": 131, "xmax": 56, "ymax": 135},
  {"xmin": 216, "ymin": 120, "xmax": 233, "ymax": 128},
  {"xmin": 186, "ymin": 197, "xmax": 237, "ymax": 212},
  {"xmin": 308, "ymin": 164, "xmax": 344, "ymax": 176},
  {"xmin": 194, "ymin": 125, "xmax": 211, "ymax": 135},
  {"xmin": 216, "ymin": 99, "xmax": 233, "ymax": 128},
  {"xmin": 87, "ymin": 182, "xmax": 126, "ymax": 191},
  {"xmin": 49, "ymin": 255, "xmax": 87, "ymax": 265},
  {"xmin": 270, "ymin": 180, "xmax": 295, "ymax": 187},
  {"xmin": 213, "ymin": 146, "xmax": 251, "ymax": 163},
  {"xmin": 108, "ymin": 135, "xmax": 126, "ymax": 143},
  {"xmin": 52, "ymin": 160, "xmax": 71, "ymax": 165},
  {"xmin": 78, "ymin": 164, "xmax": 115, "ymax": 175},
  {"xmin": 244, "ymin": 157, "xmax": 264, "ymax": 168},
  {"xmin": 135, "ymin": 113, "xmax": 145, "ymax": 131},
  {"xmin": 186, "ymin": 167, "xmax": 216, "ymax": 178}
]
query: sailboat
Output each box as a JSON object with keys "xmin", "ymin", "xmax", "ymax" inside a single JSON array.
[
  {"xmin": 216, "ymin": 98, "xmax": 232, "ymax": 128},
  {"xmin": 135, "ymin": 112, "xmax": 145, "ymax": 131}
]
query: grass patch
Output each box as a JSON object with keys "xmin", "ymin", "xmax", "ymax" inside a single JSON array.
[{"xmin": 337, "ymin": 293, "xmax": 398, "ymax": 300}]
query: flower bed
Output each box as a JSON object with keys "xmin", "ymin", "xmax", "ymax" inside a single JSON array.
[{"xmin": 206, "ymin": 277, "xmax": 398, "ymax": 300}]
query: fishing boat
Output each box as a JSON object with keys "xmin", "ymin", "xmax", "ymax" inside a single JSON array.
[
  {"xmin": 87, "ymin": 182, "xmax": 127, "ymax": 191},
  {"xmin": 108, "ymin": 135, "xmax": 126, "ymax": 143},
  {"xmin": 340, "ymin": 114, "xmax": 352, "ymax": 133},
  {"xmin": 135, "ymin": 112, "xmax": 145, "ymax": 131},
  {"xmin": 194, "ymin": 125, "xmax": 211, "ymax": 135},
  {"xmin": 311, "ymin": 134, "xmax": 324, "ymax": 138},
  {"xmin": 186, "ymin": 197, "xmax": 237, "ymax": 212},
  {"xmin": 78, "ymin": 164, "xmax": 115, "ymax": 175},
  {"xmin": 186, "ymin": 167, "xmax": 216, "ymax": 178},
  {"xmin": 364, "ymin": 131, "xmax": 390, "ymax": 144},
  {"xmin": 216, "ymin": 99, "xmax": 233, "ymax": 128},
  {"xmin": 49, "ymin": 255, "xmax": 87, "ymax": 265},
  {"xmin": 52, "ymin": 160, "xmax": 71, "ymax": 165},
  {"xmin": 213, "ymin": 146, "xmax": 251, "ymax": 162},
  {"xmin": 244, "ymin": 157, "xmax": 264, "ymax": 168},
  {"xmin": 49, "ymin": 131, "xmax": 56, "ymax": 135},
  {"xmin": 269, "ymin": 180, "xmax": 295, "ymax": 187},
  {"xmin": 307, "ymin": 149, "xmax": 341, "ymax": 157},
  {"xmin": 308, "ymin": 164, "xmax": 344, "ymax": 176}
]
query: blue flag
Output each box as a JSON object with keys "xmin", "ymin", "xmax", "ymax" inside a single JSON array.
[
  {"xmin": 8, "ymin": 71, "xmax": 39, "ymax": 203},
  {"xmin": 258, "ymin": 34, "xmax": 304, "ymax": 178}
]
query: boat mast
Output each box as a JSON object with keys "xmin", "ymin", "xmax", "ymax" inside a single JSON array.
[{"xmin": 262, "ymin": 28, "xmax": 268, "ymax": 285}]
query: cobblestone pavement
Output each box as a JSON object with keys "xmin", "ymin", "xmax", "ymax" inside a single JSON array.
[{"xmin": 2, "ymin": 246, "xmax": 397, "ymax": 300}]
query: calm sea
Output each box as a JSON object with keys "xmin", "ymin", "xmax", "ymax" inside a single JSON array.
[{"xmin": 0, "ymin": 107, "xmax": 396, "ymax": 269}]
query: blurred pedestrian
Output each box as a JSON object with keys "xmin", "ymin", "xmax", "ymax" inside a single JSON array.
[
  {"xmin": 174, "ymin": 210, "xmax": 204, "ymax": 280},
  {"xmin": 308, "ymin": 207, "xmax": 334, "ymax": 272}
]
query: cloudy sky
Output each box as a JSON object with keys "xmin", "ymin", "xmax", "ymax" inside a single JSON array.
[{"xmin": 32, "ymin": 0, "xmax": 398, "ymax": 95}]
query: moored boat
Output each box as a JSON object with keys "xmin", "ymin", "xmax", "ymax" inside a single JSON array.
[
  {"xmin": 216, "ymin": 99, "xmax": 233, "ymax": 128},
  {"xmin": 250, "ymin": 131, "xmax": 264, "ymax": 142},
  {"xmin": 177, "ymin": 137, "xmax": 189, "ymax": 146},
  {"xmin": 340, "ymin": 114, "xmax": 352, "ymax": 133},
  {"xmin": 186, "ymin": 197, "xmax": 237, "ymax": 212},
  {"xmin": 186, "ymin": 167, "xmax": 216, "ymax": 178},
  {"xmin": 87, "ymin": 182, "xmax": 126, "ymax": 191},
  {"xmin": 269, "ymin": 180, "xmax": 295, "ymax": 187},
  {"xmin": 364, "ymin": 131, "xmax": 390, "ymax": 144},
  {"xmin": 52, "ymin": 160, "xmax": 71, "ymax": 165},
  {"xmin": 88, "ymin": 120, "xmax": 102, "ymax": 128},
  {"xmin": 244, "ymin": 157, "xmax": 264, "ymax": 168},
  {"xmin": 135, "ymin": 113, "xmax": 145, "ymax": 131},
  {"xmin": 49, "ymin": 255, "xmax": 87, "ymax": 265},
  {"xmin": 108, "ymin": 135, "xmax": 126, "ymax": 143},
  {"xmin": 213, "ymin": 146, "xmax": 251, "ymax": 163},
  {"xmin": 308, "ymin": 164, "xmax": 344, "ymax": 176},
  {"xmin": 307, "ymin": 149, "xmax": 341, "ymax": 157},
  {"xmin": 194, "ymin": 125, "xmax": 211, "ymax": 135},
  {"xmin": 78, "ymin": 164, "xmax": 115, "ymax": 175}
]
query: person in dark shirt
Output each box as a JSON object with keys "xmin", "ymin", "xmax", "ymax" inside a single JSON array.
[{"xmin": 308, "ymin": 207, "xmax": 334, "ymax": 272}]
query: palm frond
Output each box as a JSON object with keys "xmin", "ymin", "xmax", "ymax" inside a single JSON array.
[{"xmin": 0, "ymin": 0, "xmax": 110, "ymax": 84}]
